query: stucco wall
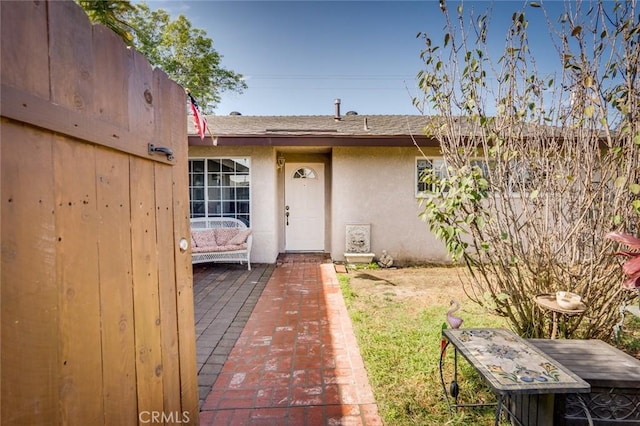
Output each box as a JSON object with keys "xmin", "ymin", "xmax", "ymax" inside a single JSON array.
[
  {"xmin": 331, "ymin": 146, "xmax": 449, "ymax": 264},
  {"xmin": 189, "ymin": 145, "xmax": 279, "ymax": 263},
  {"xmin": 189, "ymin": 144, "xmax": 451, "ymax": 265}
]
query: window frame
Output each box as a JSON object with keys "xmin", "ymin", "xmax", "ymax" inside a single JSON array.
[
  {"xmin": 188, "ymin": 157, "xmax": 251, "ymax": 226},
  {"xmin": 415, "ymin": 157, "xmax": 448, "ymax": 197},
  {"xmin": 415, "ymin": 157, "xmax": 492, "ymax": 198}
]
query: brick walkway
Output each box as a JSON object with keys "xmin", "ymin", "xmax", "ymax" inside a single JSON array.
[{"xmin": 198, "ymin": 254, "xmax": 382, "ymax": 425}]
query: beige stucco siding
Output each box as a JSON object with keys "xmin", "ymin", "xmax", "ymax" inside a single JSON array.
[
  {"xmin": 331, "ymin": 146, "xmax": 449, "ymax": 264},
  {"xmin": 189, "ymin": 145, "xmax": 279, "ymax": 263},
  {"xmin": 189, "ymin": 144, "xmax": 451, "ymax": 265}
]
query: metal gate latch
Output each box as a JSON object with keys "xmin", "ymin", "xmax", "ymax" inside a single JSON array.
[{"xmin": 148, "ymin": 143, "xmax": 174, "ymax": 161}]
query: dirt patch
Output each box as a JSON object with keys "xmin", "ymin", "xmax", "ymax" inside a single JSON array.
[{"xmin": 346, "ymin": 266, "xmax": 469, "ymax": 308}]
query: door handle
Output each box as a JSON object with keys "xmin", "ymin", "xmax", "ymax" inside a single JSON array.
[{"xmin": 285, "ymin": 211, "xmax": 290, "ymax": 226}]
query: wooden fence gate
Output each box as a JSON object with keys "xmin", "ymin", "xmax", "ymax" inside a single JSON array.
[{"xmin": 1, "ymin": 1, "xmax": 198, "ymax": 424}]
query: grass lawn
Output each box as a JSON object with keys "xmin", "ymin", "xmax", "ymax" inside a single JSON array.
[{"xmin": 338, "ymin": 265, "xmax": 640, "ymax": 426}]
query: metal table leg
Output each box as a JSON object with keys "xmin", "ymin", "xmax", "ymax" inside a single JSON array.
[
  {"xmin": 440, "ymin": 333, "xmax": 499, "ymax": 420},
  {"xmin": 439, "ymin": 339, "xmax": 453, "ymax": 415},
  {"xmin": 494, "ymin": 395, "xmax": 503, "ymax": 426}
]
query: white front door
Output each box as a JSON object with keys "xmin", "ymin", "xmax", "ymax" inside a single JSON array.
[{"xmin": 284, "ymin": 163, "xmax": 325, "ymax": 251}]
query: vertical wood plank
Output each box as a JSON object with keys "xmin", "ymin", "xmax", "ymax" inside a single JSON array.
[
  {"xmin": 128, "ymin": 49, "xmax": 155, "ymax": 142},
  {"xmin": 152, "ymin": 70, "xmax": 188, "ymax": 417},
  {"xmin": 53, "ymin": 137, "xmax": 104, "ymax": 424},
  {"xmin": 154, "ymin": 70, "xmax": 198, "ymax": 422},
  {"xmin": 155, "ymin": 159, "xmax": 182, "ymax": 414},
  {"xmin": 130, "ymin": 157, "xmax": 165, "ymax": 415},
  {"xmin": 153, "ymin": 72, "xmax": 181, "ymax": 416},
  {"xmin": 95, "ymin": 149, "xmax": 137, "ymax": 425},
  {"xmin": 0, "ymin": 0, "xmax": 49, "ymax": 97},
  {"xmin": 91, "ymin": 24, "xmax": 129, "ymax": 128},
  {"xmin": 1, "ymin": 122, "xmax": 59, "ymax": 425},
  {"xmin": 48, "ymin": 1, "xmax": 95, "ymax": 112},
  {"xmin": 164, "ymin": 78, "xmax": 199, "ymax": 419}
]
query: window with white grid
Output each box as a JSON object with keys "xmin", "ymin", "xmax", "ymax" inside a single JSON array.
[{"xmin": 189, "ymin": 158, "xmax": 250, "ymax": 226}]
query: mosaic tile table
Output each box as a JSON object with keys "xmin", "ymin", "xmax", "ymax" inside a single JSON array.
[{"xmin": 441, "ymin": 328, "xmax": 590, "ymax": 425}]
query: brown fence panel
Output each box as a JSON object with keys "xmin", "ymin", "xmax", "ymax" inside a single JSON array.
[
  {"xmin": 1, "ymin": 123, "xmax": 60, "ymax": 425},
  {"xmin": 154, "ymin": 72, "xmax": 183, "ymax": 414},
  {"xmin": 0, "ymin": 0, "xmax": 49, "ymax": 97},
  {"xmin": 95, "ymin": 149, "xmax": 138, "ymax": 425},
  {"xmin": 130, "ymin": 157, "xmax": 165, "ymax": 415},
  {"xmin": 1, "ymin": 0, "xmax": 198, "ymax": 424},
  {"xmin": 164, "ymin": 70, "xmax": 200, "ymax": 421},
  {"xmin": 53, "ymin": 138, "xmax": 104, "ymax": 424}
]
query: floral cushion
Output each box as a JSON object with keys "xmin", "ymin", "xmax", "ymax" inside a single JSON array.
[
  {"xmin": 191, "ymin": 227, "xmax": 249, "ymax": 252},
  {"xmin": 192, "ymin": 243, "xmax": 247, "ymax": 253},
  {"xmin": 214, "ymin": 228, "xmax": 239, "ymax": 246},
  {"xmin": 192, "ymin": 229, "xmax": 217, "ymax": 248},
  {"xmin": 228, "ymin": 229, "xmax": 252, "ymax": 245},
  {"xmin": 191, "ymin": 245, "xmax": 212, "ymax": 253},
  {"xmin": 214, "ymin": 243, "xmax": 247, "ymax": 252}
]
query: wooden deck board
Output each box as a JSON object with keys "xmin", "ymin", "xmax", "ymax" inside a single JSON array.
[
  {"xmin": 529, "ymin": 339, "xmax": 640, "ymax": 388},
  {"xmin": 626, "ymin": 305, "xmax": 640, "ymax": 318}
]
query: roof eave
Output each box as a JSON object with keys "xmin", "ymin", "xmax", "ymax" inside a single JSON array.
[{"xmin": 188, "ymin": 134, "xmax": 438, "ymax": 147}]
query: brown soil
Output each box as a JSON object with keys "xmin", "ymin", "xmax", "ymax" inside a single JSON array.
[{"xmin": 346, "ymin": 266, "xmax": 469, "ymax": 308}]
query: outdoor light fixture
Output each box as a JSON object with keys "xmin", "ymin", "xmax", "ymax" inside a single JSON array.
[{"xmin": 277, "ymin": 154, "xmax": 286, "ymax": 170}]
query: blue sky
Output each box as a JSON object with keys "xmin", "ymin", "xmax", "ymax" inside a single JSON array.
[{"xmin": 144, "ymin": 1, "xmax": 566, "ymax": 116}]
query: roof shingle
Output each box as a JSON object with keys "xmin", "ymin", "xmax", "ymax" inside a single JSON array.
[{"xmin": 188, "ymin": 114, "xmax": 431, "ymax": 137}]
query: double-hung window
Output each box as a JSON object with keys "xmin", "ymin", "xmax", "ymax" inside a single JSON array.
[
  {"xmin": 188, "ymin": 158, "xmax": 251, "ymax": 225},
  {"xmin": 506, "ymin": 160, "xmax": 543, "ymax": 195},
  {"xmin": 416, "ymin": 157, "xmax": 491, "ymax": 197},
  {"xmin": 416, "ymin": 158, "xmax": 448, "ymax": 196}
]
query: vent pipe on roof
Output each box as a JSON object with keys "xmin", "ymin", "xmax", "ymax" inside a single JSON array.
[{"xmin": 334, "ymin": 98, "xmax": 341, "ymax": 121}]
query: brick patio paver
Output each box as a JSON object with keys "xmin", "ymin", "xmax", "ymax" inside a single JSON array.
[{"xmin": 194, "ymin": 263, "xmax": 274, "ymax": 405}]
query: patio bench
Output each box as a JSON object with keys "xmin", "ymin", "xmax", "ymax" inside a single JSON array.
[{"xmin": 190, "ymin": 217, "xmax": 252, "ymax": 270}]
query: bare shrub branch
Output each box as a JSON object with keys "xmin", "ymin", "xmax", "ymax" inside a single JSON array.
[{"xmin": 417, "ymin": 0, "xmax": 640, "ymax": 339}]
